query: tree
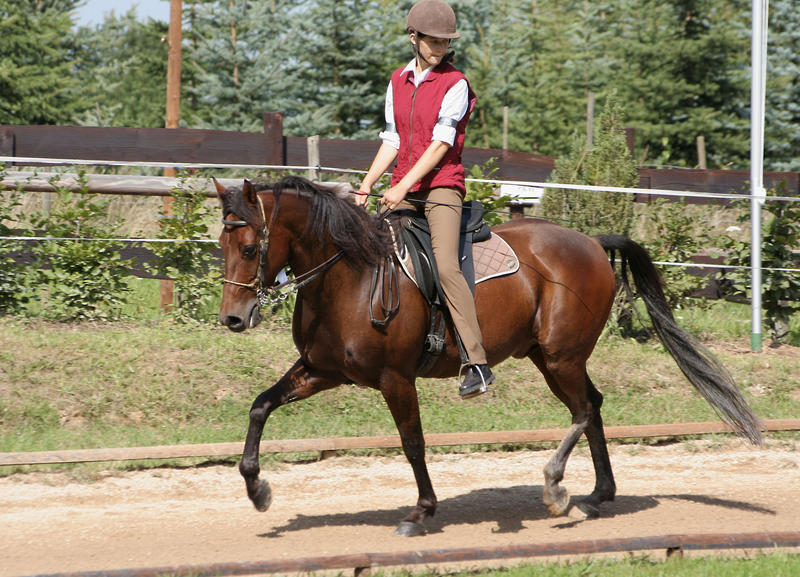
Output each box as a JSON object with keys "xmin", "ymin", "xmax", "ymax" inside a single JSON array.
[
  {"xmin": 287, "ymin": 0, "xmax": 389, "ymax": 138},
  {"xmin": 72, "ymin": 10, "xmax": 169, "ymax": 127},
  {"xmin": 183, "ymin": 0, "xmax": 300, "ymax": 132},
  {"xmin": 0, "ymin": 0, "xmax": 83, "ymax": 124},
  {"xmin": 607, "ymin": 0, "xmax": 751, "ymax": 168},
  {"xmin": 765, "ymin": 0, "xmax": 800, "ymax": 172},
  {"xmin": 541, "ymin": 93, "xmax": 637, "ymax": 236}
]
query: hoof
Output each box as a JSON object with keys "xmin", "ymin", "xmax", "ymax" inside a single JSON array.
[
  {"xmin": 544, "ymin": 487, "xmax": 570, "ymax": 517},
  {"xmin": 251, "ymin": 479, "xmax": 273, "ymax": 512},
  {"xmin": 568, "ymin": 499, "xmax": 600, "ymax": 520},
  {"xmin": 394, "ymin": 521, "xmax": 426, "ymax": 537}
]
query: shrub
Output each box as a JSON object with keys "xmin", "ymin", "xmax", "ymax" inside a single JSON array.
[
  {"xmin": 718, "ymin": 185, "xmax": 800, "ymax": 345},
  {"xmin": 541, "ymin": 93, "xmax": 638, "ymax": 236},
  {"xmin": 642, "ymin": 198, "xmax": 713, "ymax": 310},
  {"xmin": 27, "ymin": 172, "xmax": 132, "ymax": 321},
  {"xmin": 146, "ymin": 174, "xmax": 219, "ymax": 323},
  {"xmin": 0, "ymin": 167, "xmax": 30, "ymax": 314}
]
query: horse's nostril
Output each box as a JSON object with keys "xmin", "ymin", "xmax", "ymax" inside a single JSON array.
[{"xmin": 224, "ymin": 315, "xmax": 246, "ymax": 331}]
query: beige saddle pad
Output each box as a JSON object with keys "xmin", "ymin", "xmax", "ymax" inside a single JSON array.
[{"xmin": 395, "ymin": 231, "xmax": 520, "ymax": 289}]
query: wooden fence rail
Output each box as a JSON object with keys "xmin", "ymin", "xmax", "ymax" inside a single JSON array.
[
  {"xmin": 2, "ymin": 119, "xmax": 798, "ymax": 202},
  {"xmin": 1, "ymin": 419, "xmax": 797, "ymax": 467}
]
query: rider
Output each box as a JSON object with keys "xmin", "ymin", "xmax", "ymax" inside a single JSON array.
[{"xmin": 356, "ymin": 0, "xmax": 494, "ymax": 399}]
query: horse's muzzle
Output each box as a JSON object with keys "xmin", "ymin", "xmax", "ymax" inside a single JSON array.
[{"xmin": 220, "ymin": 301, "xmax": 262, "ymax": 332}]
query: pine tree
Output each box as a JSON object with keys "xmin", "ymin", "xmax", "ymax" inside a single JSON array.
[
  {"xmin": 287, "ymin": 0, "xmax": 388, "ymax": 139},
  {"xmin": 184, "ymin": 0, "xmax": 299, "ymax": 132},
  {"xmin": 0, "ymin": 0, "xmax": 82, "ymax": 124},
  {"xmin": 73, "ymin": 10, "xmax": 169, "ymax": 127},
  {"xmin": 541, "ymin": 93, "xmax": 637, "ymax": 236},
  {"xmin": 765, "ymin": 0, "xmax": 800, "ymax": 172},
  {"xmin": 607, "ymin": 0, "xmax": 750, "ymax": 168}
]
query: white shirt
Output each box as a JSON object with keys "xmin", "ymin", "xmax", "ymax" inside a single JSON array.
[{"xmin": 379, "ymin": 59, "xmax": 469, "ymax": 150}]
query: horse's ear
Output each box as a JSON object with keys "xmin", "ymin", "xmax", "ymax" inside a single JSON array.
[
  {"xmin": 242, "ymin": 179, "xmax": 258, "ymax": 205},
  {"xmin": 212, "ymin": 177, "xmax": 226, "ymax": 199}
]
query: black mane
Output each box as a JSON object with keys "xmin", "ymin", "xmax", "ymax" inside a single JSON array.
[{"xmin": 222, "ymin": 176, "xmax": 391, "ymax": 267}]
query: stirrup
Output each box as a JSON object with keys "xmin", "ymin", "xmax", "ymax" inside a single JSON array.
[{"xmin": 458, "ymin": 364, "xmax": 494, "ymax": 399}]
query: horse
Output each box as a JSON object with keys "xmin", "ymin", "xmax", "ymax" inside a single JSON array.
[{"xmin": 214, "ymin": 175, "xmax": 762, "ymax": 537}]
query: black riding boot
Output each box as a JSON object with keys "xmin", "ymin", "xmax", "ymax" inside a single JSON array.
[{"xmin": 459, "ymin": 364, "xmax": 495, "ymax": 399}]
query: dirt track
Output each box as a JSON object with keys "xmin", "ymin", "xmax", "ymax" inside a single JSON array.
[{"xmin": 2, "ymin": 438, "xmax": 799, "ymax": 576}]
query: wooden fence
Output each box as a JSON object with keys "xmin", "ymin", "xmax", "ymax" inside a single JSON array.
[{"xmin": 2, "ymin": 114, "xmax": 799, "ymax": 202}]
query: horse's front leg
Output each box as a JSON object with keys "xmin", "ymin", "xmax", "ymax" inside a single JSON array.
[
  {"xmin": 240, "ymin": 358, "xmax": 340, "ymax": 512},
  {"xmin": 381, "ymin": 375, "xmax": 436, "ymax": 537}
]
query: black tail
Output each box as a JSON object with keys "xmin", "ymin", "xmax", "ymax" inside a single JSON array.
[{"xmin": 595, "ymin": 234, "xmax": 763, "ymax": 445}]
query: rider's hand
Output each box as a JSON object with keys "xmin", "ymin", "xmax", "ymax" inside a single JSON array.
[
  {"xmin": 354, "ymin": 188, "xmax": 370, "ymax": 207},
  {"xmin": 381, "ymin": 185, "xmax": 408, "ymax": 211}
]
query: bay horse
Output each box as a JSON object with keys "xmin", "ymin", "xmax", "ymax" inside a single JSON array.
[{"xmin": 215, "ymin": 176, "xmax": 762, "ymax": 537}]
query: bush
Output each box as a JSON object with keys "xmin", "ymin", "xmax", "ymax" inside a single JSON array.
[
  {"xmin": 0, "ymin": 168, "xmax": 29, "ymax": 314},
  {"xmin": 27, "ymin": 172, "xmax": 132, "ymax": 321},
  {"xmin": 465, "ymin": 158, "xmax": 512, "ymax": 225},
  {"xmin": 718, "ymin": 185, "xmax": 800, "ymax": 345},
  {"xmin": 146, "ymin": 174, "xmax": 219, "ymax": 323},
  {"xmin": 541, "ymin": 93, "xmax": 638, "ymax": 236},
  {"xmin": 642, "ymin": 198, "xmax": 712, "ymax": 310}
]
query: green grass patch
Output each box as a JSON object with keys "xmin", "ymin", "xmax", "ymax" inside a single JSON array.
[
  {"xmin": 1, "ymin": 299, "xmax": 798, "ymax": 464},
  {"xmin": 390, "ymin": 552, "xmax": 800, "ymax": 577}
]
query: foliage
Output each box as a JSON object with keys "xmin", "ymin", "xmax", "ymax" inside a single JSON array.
[
  {"xmin": 541, "ymin": 93, "xmax": 638, "ymax": 236},
  {"xmin": 146, "ymin": 174, "xmax": 219, "ymax": 323},
  {"xmin": 3, "ymin": 0, "xmax": 796, "ymax": 172},
  {"xmin": 766, "ymin": 0, "xmax": 800, "ymax": 172},
  {"xmin": 0, "ymin": 167, "xmax": 29, "ymax": 314},
  {"xmin": 464, "ymin": 158, "xmax": 512, "ymax": 226},
  {"xmin": 26, "ymin": 172, "xmax": 133, "ymax": 321},
  {"xmin": 72, "ymin": 9, "xmax": 169, "ymax": 128},
  {"xmin": 0, "ymin": 0, "xmax": 84, "ymax": 124},
  {"xmin": 718, "ymin": 186, "xmax": 800, "ymax": 345},
  {"xmin": 642, "ymin": 198, "xmax": 713, "ymax": 310}
]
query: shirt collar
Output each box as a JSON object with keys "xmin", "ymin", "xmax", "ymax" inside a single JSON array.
[{"xmin": 400, "ymin": 59, "xmax": 434, "ymax": 87}]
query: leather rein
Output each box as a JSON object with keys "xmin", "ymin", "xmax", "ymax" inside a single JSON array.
[{"xmin": 221, "ymin": 192, "xmax": 344, "ymax": 309}]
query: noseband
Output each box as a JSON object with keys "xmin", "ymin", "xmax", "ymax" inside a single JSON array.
[{"xmin": 221, "ymin": 190, "xmax": 345, "ymax": 308}]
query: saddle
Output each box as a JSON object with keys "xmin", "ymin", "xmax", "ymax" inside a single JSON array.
[{"xmin": 371, "ymin": 201, "xmax": 519, "ymax": 376}]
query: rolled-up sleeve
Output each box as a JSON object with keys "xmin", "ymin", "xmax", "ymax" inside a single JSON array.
[
  {"xmin": 379, "ymin": 82, "xmax": 400, "ymax": 149},
  {"xmin": 431, "ymin": 79, "xmax": 469, "ymax": 146}
]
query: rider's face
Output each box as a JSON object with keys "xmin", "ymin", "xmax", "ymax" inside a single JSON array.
[{"xmin": 411, "ymin": 33, "xmax": 450, "ymax": 70}]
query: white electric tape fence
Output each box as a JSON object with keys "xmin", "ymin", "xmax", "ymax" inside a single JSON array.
[{"xmin": 2, "ymin": 155, "xmax": 799, "ymax": 275}]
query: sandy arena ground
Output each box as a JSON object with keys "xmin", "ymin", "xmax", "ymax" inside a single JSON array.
[{"xmin": 2, "ymin": 438, "xmax": 799, "ymax": 576}]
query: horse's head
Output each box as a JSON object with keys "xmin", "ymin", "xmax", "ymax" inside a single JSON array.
[{"xmin": 215, "ymin": 178, "xmax": 288, "ymax": 332}]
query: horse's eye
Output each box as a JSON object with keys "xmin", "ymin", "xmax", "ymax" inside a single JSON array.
[{"xmin": 242, "ymin": 245, "xmax": 258, "ymax": 259}]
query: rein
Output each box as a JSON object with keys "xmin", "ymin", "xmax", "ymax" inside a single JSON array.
[{"xmin": 222, "ymin": 191, "xmax": 344, "ymax": 309}]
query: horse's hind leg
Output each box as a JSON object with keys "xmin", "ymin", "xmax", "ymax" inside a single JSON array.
[
  {"xmin": 576, "ymin": 374, "xmax": 616, "ymax": 518},
  {"xmin": 529, "ymin": 350, "xmax": 613, "ymax": 518},
  {"xmin": 240, "ymin": 359, "xmax": 340, "ymax": 512}
]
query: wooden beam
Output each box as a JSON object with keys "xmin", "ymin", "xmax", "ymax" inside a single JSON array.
[{"xmin": 1, "ymin": 419, "xmax": 796, "ymax": 467}]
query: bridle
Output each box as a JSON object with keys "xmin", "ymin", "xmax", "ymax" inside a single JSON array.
[{"xmin": 221, "ymin": 190, "xmax": 344, "ymax": 309}]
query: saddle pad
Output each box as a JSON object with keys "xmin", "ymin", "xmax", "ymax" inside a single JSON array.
[{"xmin": 395, "ymin": 232, "xmax": 520, "ymax": 289}]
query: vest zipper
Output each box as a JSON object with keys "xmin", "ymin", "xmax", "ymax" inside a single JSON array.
[{"xmin": 409, "ymin": 84, "xmax": 418, "ymax": 173}]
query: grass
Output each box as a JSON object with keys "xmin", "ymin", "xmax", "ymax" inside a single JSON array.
[
  {"xmin": 1, "ymin": 298, "xmax": 799, "ymax": 467},
  {"xmin": 392, "ymin": 552, "xmax": 800, "ymax": 577}
]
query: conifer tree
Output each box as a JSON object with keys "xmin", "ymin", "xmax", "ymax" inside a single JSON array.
[
  {"xmin": 288, "ymin": 0, "xmax": 388, "ymax": 138},
  {"xmin": 0, "ymin": 0, "xmax": 82, "ymax": 124},
  {"xmin": 765, "ymin": 0, "xmax": 800, "ymax": 172},
  {"xmin": 541, "ymin": 93, "xmax": 637, "ymax": 236},
  {"xmin": 73, "ymin": 10, "xmax": 168, "ymax": 127},
  {"xmin": 184, "ymin": 0, "xmax": 299, "ymax": 132}
]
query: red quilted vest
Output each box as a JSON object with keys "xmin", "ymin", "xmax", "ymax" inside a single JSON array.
[{"xmin": 390, "ymin": 63, "xmax": 476, "ymax": 195}]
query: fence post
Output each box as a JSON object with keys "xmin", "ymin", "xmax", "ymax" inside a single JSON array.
[
  {"xmin": 161, "ymin": 0, "xmax": 183, "ymax": 312},
  {"xmin": 307, "ymin": 136, "xmax": 320, "ymax": 181}
]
